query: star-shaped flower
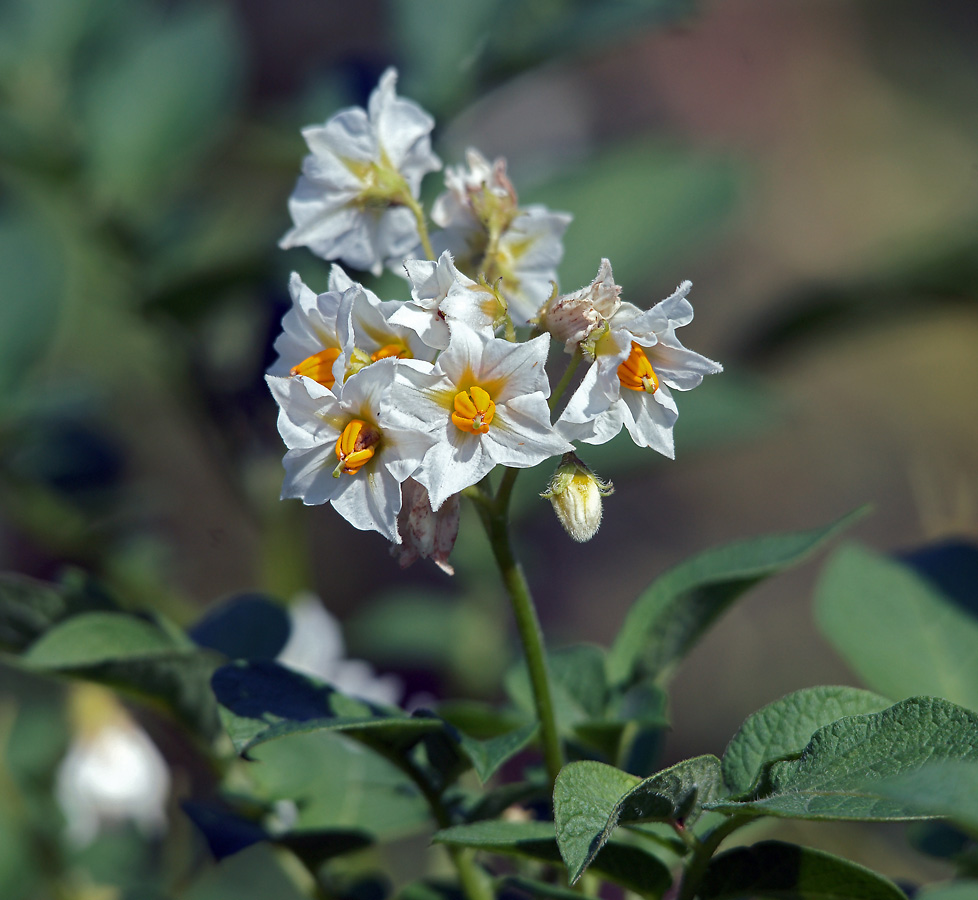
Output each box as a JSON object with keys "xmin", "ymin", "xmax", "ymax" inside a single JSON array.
[
  {"xmin": 267, "ymin": 363, "xmax": 433, "ymax": 540},
  {"xmin": 389, "ymin": 323, "xmax": 572, "ymax": 510},
  {"xmin": 280, "ymin": 68, "xmax": 441, "ymax": 275},
  {"xmin": 556, "ymin": 281, "xmax": 722, "ymax": 457}
]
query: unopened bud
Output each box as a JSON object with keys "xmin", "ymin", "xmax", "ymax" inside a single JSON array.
[{"xmin": 541, "ymin": 453, "xmax": 613, "ymax": 543}]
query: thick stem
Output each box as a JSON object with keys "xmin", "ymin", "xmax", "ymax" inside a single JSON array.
[
  {"xmin": 482, "ymin": 467, "xmax": 564, "ymax": 788},
  {"xmin": 675, "ymin": 815, "xmax": 753, "ymax": 900}
]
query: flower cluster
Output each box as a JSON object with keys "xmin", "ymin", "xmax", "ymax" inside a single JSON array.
[{"xmin": 269, "ymin": 70, "xmax": 721, "ymax": 567}]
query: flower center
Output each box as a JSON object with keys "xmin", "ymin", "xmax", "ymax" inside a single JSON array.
[
  {"xmin": 333, "ymin": 419, "xmax": 381, "ymax": 477},
  {"xmin": 290, "ymin": 347, "xmax": 341, "ymax": 388},
  {"xmin": 451, "ymin": 386, "xmax": 496, "ymax": 434},
  {"xmin": 617, "ymin": 342, "xmax": 659, "ymax": 393},
  {"xmin": 371, "ymin": 342, "xmax": 413, "ymax": 362}
]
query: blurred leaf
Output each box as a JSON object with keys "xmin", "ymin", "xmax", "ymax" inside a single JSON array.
[
  {"xmin": 182, "ymin": 843, "xmax": 308, "ymax": 900},
  {"xmin": 607, "ymin": 509, "xmax": 865, "ymax": 688},
  {"xmin": 190, "ymin": 594, "xmax": 291, "ymax": 661},
  {"xmin": 721, "ymin": 686, "xmax": 892, "ymax": 797},
  {"xmin": 709, "ymin": 697, "xmax": 978, "ymax": 821},
  {"xmin": 699, "ymin": 840, "xmax": 906, "ymax": 900},
  {"xmin": 434, "ymin": 820, "xmax": 672, "ymax": 896},
  {"xmin": 919, "ymin": 884, "xmax": 978, "ymax": 900},
  {"xmin": 527, "ymin": 141, "xmax": 739, "ymax": 293},
  {"xmin": 869, "ymin": 760, "xmax": 978, "ymax": 835},
  {"xmin": 245, "ymin": 730, "xmax": 430, "ymax": 841},
  {"xmin": 21, "ymin": 611, "xmax": 220, "ymax": 738},
  {"xmin": 506, "ymin": 644, "xmax": 607, "ymax": 733},
  {"xmin": 816, "ymin": 544, "xmax": 978, "ymax": 710},
  {"xmin": 554, "ymin": 756, "xmax": 721, "ymax": 882},
  {"xmin": 212, "ymin": 660, "xmax": 441, "ymax": 757},
  {"xmin": 500, "ymin": 876, "xmax": 583, "ymax": 900},
  {"xmin": 81, "ymin": 4, "xmax": 243, "ymax": 207},
  {"xmin": 0, "ymin": 573, "xmax": 101, "ymax": 652},
  {"xmin": 0, "ymin": 211, "xmax": 65, "ymax": 403}
]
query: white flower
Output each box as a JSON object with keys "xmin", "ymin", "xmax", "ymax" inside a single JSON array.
[
  {"xmin": 540, "ymin": 258, "xmax": 621, "ymax": 352},
  {"xmin": 392, "ymin": 478, "xmax": 460, "ymax": 574},
  {"xmin": 389, "ymin": 251, "xmax": 503, "ymax": 351},
  {"xmin": 430, "ymin": 149, "xmax": 571, "ymax": 326},
  {"xmin": 277, "ymin": 593, "xmax": 402, "ymax": 705},
  {"xmin": 56, "ymin": 685, "xmax": 170, "ymax": 847},
  {"xmin": 389, "ymin": 323, "xmax": 572, "ymax": 510},
  {"xmin": 557, "ymin": 281, "xmax": 722, "ymax": 457},
  {"xmin": 269, "ymin": 267, "xmax": 434, "ymax": 390},
  {"xmin": 268, "ymin": 272, "xmax": 350, "ymax": 388},
  {"xmin": 280, "ymin": 68, "xmax": 441, "ymax": 276},
  {"xmin": 267, "ymin": 363, "xmax": 433, "ymax": 541}
]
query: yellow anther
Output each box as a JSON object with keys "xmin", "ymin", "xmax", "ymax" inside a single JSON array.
[
  {"xmin": 617, "ymin": 342, "xmax": 659, "ymax": 393},
  {"xmin": 290, "ymin": 347, "xmax": 341, "ymax": 388},
  {"xmin": 451, "ymin": 385, "xmax": 496, "ymax": 434},
  {"xmin": 333, "ymin": 419, "xmax": 381, "ymax": 476},
  {"xmin": 371, "ymin": 342, "xmax": 412, "ymax": 362}
]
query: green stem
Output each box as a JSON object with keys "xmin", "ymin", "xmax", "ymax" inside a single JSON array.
[
  {"xmin": 405, "ymin": 193, "xmax": 436, "ymax": 261},
  {"xmin": 675, "ymin": 815, "xmax": 752, "ymax": 900},
  {"xmin": 548, "ymin": 348, "xmax": 582, "ymax": 413},
  {"xmin": 385, "ymin": 748, "xmax": 493, "ymax": 900},
  {"xmin": 479, "ymin": 467, "xmax": 564, "ymax": 788}
]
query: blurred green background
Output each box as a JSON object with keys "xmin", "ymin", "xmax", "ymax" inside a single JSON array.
[{"xmin": 1, "ymin": 0, "xmax": 977, "ymax": 895}]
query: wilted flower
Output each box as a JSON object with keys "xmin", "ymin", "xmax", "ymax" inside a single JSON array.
[
  {"xmin": 280, "ymin": 68, "xmax": 441, "ymax": 275},
  {"xmin": 430, "ymin": 149, "xmax": 571, "ymax": 326},
  {"xmin": 539, "ymin": 258, "xmax": 621, "ymax": 352},
  {"xmin": 389, "ymin": 322, "xmax": 572, "ymax": 510},
  {"xmin": 541, "ymin": 453, "xmax": 614, "ymax": 543},
  {"xmin": 391, "ymin": 478, "xmax": 460, "ymax": 574},
  {"xmin": 557, "ymin": 281, "xmax": 722, "ymax": 457}
]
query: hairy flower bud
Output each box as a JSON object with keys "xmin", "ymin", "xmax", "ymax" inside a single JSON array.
[{"xmin": 541, "ymin": 453, "xmax": 614, "ymax": 542}]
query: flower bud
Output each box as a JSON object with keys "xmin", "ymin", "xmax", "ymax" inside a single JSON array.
[
  {"xmin": 541, "ymin": 453, "xmax": 613, "ymax": 543},
  {"xmin": 539, "ymin": 258, "xmax": 621, "ymax": 353}
]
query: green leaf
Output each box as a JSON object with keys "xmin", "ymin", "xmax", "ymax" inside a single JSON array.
[
  {"xmin": 23, "ymin": 611, "xmax": 180, "ymax": 665},
  {"xmin": 554, "ymin": 756, "xmax": 722, "ymax": 882},
  {"xmin": 506, "ymin": 644, "xmax": 608, "ymax": 734},
  {"xmin": 0, "ymin": 574, "xmax": 76, "ymax": 652},
  {"xmin": 212, "ymin": 660, "xmax": 442, "ymax": 758},
  {"xmin": 815, "ymin": 544, "xmax": 978, "ymax": 710},
  {"xmin": 699, "ymin": 840, "xmax": 907, "ymax": 899},
  {"xmin": 709, "ymin": 697, "xmax": 978, "ymax": 821},
  {"xmin": 721, "ymin": 686, "xmax": 893, "ymax": 796},
  {"xmin": 607, "ymin": 510, "xmax": 865, "ymax": 688},
  {"xmin": 245, "ymin": 731, "xmax": 430, "ymax": 841},
  {"xmin": 455, "ymin": 722, "xmax": 539, "ymax": 783},
  {"xmin": 499, "ymin": 875, "xmax": 584, "ymax": 900},
  {"xmin": 433, "ymin": 820, "xmax": 671, "ymax": 897},
  {"xmin": 869, "ymin": 760, "xmax": 978, "ymax": 834}
]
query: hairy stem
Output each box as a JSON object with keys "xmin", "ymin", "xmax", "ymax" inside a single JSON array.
[
  {"xmin": 404, "ymin": 194, "xmax": 436, "ymax": 261},
  {"xmin": 478, "ymin": 467, "xmax": 564, "ymax": 787}
]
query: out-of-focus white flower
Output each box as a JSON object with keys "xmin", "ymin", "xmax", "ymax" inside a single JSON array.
[
  {"xmin": 277, "ymin": 593, "xmax": 402, "ymax": 706},
  {"xmin": 389, "ymin": 322, "xmax": 572, "ymax": 510},
  {"xmin": 430, "ymin": 149, "xmax": 571, "ymax": 326},
  {"xmin": 267, "ymin": 362, "xmax": 433, "ymax": 541},
  {"xmin": 56, "ymin": 685, "xmax": 169, "ymax": 847},
  {"xmin": 557, "ymin": 281, "xmax": 722, "ymax": 457},
  {"xmin": 539, "ymin": 258, "xmax": 621, "ymax": 352},
  {"xmin": 541, "ymin": 452, "xmax": 613, "ymax": 543},
  {"xmin": 392, "ymin": 478, "xmax": 460, "ymax": 574},
  {"xmin": 390, "ymin": 251, "xmax": 503, "ymax": 351},
  {"xmin": 280, "ymin": 68, "xmax": 441, "ymax": 276}
]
